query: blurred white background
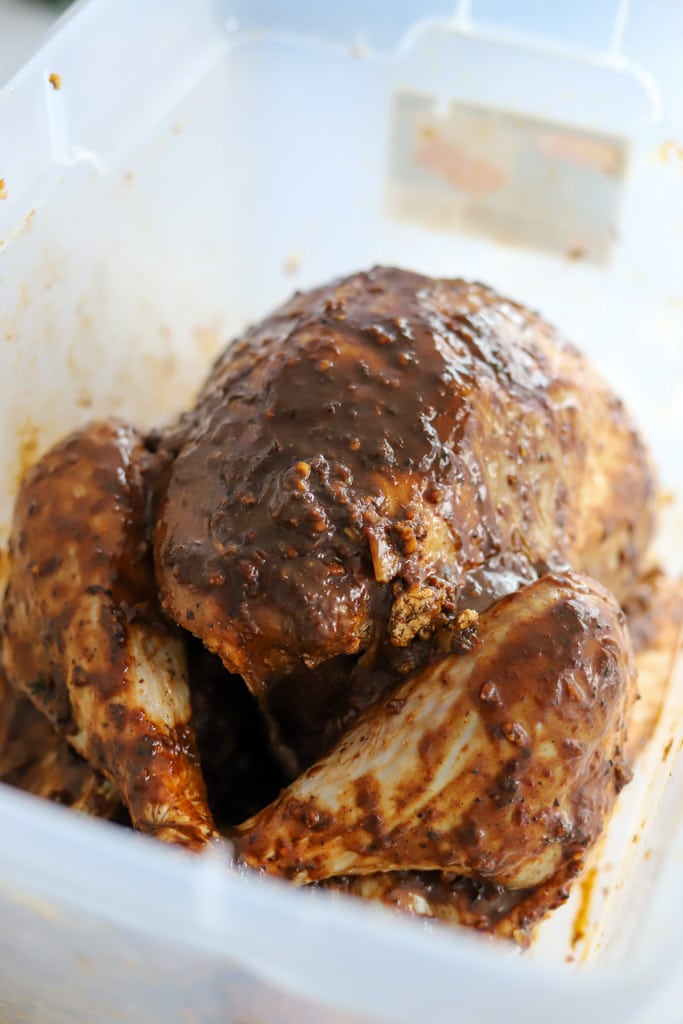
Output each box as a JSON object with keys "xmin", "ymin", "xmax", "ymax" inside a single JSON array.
[{"xmin": 0, "ymin": 0, "xmax": 63, "ymax": 83}]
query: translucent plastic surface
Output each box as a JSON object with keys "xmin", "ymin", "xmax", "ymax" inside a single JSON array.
[{"xmin": 0, "ymin": 2, "xmax": 682, "ymax": 1021}]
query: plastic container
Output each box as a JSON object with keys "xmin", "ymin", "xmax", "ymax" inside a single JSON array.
[{"xmin": 0, "ymin": 2, "xmax": 682, "ymax": 1021}]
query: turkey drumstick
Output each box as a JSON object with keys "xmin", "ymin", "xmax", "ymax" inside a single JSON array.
[
  {"xmin": 234, "ymin": 572, "xmax": 636, "ymax": 890},
  {"xmin": 1, "ymin": 421, "xmax": 218, "ymax": 847}
]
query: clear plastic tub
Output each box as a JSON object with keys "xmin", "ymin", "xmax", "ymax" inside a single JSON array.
[{"xmin": 0, "ymin": 2, "xmax": 682, "ymax": 1021}]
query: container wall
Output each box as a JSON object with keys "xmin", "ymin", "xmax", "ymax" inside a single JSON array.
[{"xmin": 0, "ymin": 1, "xmax": 682, "ymax": 1021}]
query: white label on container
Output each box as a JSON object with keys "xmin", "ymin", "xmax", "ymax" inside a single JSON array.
[{"xmin": 387, "ymin": 92, "xmax": 629, "ymax": 265}]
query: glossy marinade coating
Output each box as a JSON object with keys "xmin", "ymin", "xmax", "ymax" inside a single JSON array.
[
  {"xmin": 0, "ymin": 421, "xmax": 218, "ymax": 846},
  {"xmin": 0, "ymin": 263, "xmax": 661, "ymax": 943},
  {"xmin": 233, "ymin": 573, "xmax": 635, "ymax": 892},
  {"xmin": 156, "ymin": 267, "xmax": 654, "ymax": 768}
]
